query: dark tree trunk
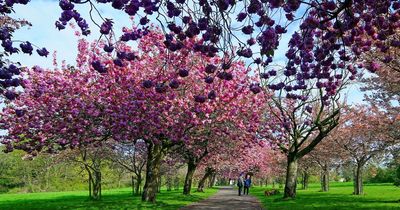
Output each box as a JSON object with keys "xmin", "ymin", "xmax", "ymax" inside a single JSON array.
[
  {"xmin": 183, "ymin": 159, "xmax": 197, "ymax": 195},
  {"xmin": 157, "ymin": 176, "xmax": 161, "ymax": 193},
  {"xmin": 142, "ymin": 143, "xmax": 164, "ymax": 202},
  {"xmin": 197, "ymin": 167, "xmax": 213, "ymax": 192},
  {"xmin": 301, "ymin": 171, "xmax": 309, "ymax": 190},
  {"xmin": 88, "ymin": 172, "xmax": 92, "ymax": 199},
  {"xmin": 284, "ymin": 153, "xmax": 298, "ymax": 199},
  {"xmin": 135, "ymin": 174, "xmax": 142, "ymax": 195},
  {"xmin": 321, "ymin": 165, "xmax": 329, "ymax": 192},
  {"xmin": 353, "ymin": 162, "xmax": 364, "ymax": 195},
  {"xmin": 265, "ymin": 177, "xmax": 268, "ymax": 187},
  {"xmin": 92, "ymin": 170, "xmax": 102, "ymax": 200},
  {"xmin": 207, "ymin": 173, "xmax": 212, "ymax": 187},
  {"xmin": 209, "ymin": 172, "xmax": 216, "ymax": 188},
  {"xmin": 131, "ymin": 175, "xmax": 135, "ymax": 195},
  {"xmin": 85, "ymin": 163, "xmax": 102, "ymax": 200}
]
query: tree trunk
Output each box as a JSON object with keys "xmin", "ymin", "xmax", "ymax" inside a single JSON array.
[
  {"xmin": 157, "ymin": 176, "xmax": 162, "ymax": 193},
  {"xmin": 284, "ymin": 154, "xmax": 298, "ymax": 199},
  {"xmin": 183, "ymin": 159, "xmax": 197, "ymax": 195},
  {"xmin": 91, "ymin": 170, "xmax": 102, "ymax": 200},
  {"xmin": 301, "ymin": 171, "xmax": 309, "ymax": 190},
  {"xmin": 208, "ymin": 173, "xmax": 213, "ymax": 187},
  {"xmin": 85, "ymin": 165, "xmax": 102, "ymax": 200},
  {"xmin": 321, "ymin": 165, "xmax": 329, "ymax": 192},
  {"xmin": 265, "ymin": 177, "xmax": 268, "ymax": 187},
  {"xmin": 353, "ymin": 162, "xmax": 364, "ymax": 195},
  {"xmin": 142, "ymin": 143, "xmax": 164, "ymax": 202},
  {"xmin": 88, "ymin": 172, "xmax": 92, "ymax": 199},
  {"xmin": 197, "ymin": 167, "xmax": 213, "ymax": 192},
  {"xmin": 135, "ymin": 174, "xmax": 142, "ymax": 195},
  {"xmin": 209, "ymin": 172, "xmax": 216, "ymax": 188},
  {"xmin": 131, "ymin": 175, "xmax": 136, "ymax": 195}
]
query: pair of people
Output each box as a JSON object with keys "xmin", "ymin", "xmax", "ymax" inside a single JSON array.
[{"xmin": 237, "ymin": 173, "xmax": 251, "ymax": 196}]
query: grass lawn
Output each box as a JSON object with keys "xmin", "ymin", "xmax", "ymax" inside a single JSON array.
[
  {"xmin": 250, "ymin": 182, "xmax": 400, "ymax": 210},
  {"xmin": 0, "ymin": 187, "xmax": 218, "ymax": 210}
]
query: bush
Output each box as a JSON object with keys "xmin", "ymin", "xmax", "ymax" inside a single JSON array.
[{"xmin": 368, "ymin": 167, "xmax": 395, "ymax": 183}]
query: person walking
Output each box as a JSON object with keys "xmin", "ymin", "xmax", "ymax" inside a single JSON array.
[
  {"xmin": 243, "ymin": 174, "xmax": 251, "ymax": 195},
  {"xmin": 237, "ymin": 173, "xmax": 244, "ymax": 196}
]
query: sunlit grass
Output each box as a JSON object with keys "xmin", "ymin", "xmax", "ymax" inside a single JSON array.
[
  {"xmin": 0, "ymin": 187, "xmax": 218, "ymax": 210},
  {"xmin": 250, "ymin": 182, "xmax": 400, "ymax": 210}
]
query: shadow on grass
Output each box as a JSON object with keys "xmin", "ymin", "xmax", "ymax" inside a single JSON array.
[
  {"xmin": 0, "ymin": 189, "xmax": 215, "ymax": 210},
  {"xmin": 250, "ymin": 184, "xmax": 400, "ymax": 210}
]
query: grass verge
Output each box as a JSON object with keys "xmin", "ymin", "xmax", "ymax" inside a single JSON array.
[
  {"xmin": 250, "ymin": 182, "xmax": 400, "ymax": 210},
  {"xmin": 0, "ymin": 187, "xmax": 218, "ymax": 210}
]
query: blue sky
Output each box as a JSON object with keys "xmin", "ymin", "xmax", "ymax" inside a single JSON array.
[{"xmin": 8, "ymin": 0, "xmax": 366, "ymax": 105}]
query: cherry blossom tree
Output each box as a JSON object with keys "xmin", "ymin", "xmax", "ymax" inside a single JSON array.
[
  {"xmin": 308, "ymin": 133, "xmax": 345, "ymax": 192},
  {"xmin": 238, "ymin": 140, "xmax": 281, "ymax": 185},
  {"xmin": 362, "ymin": 33, "xmax": 400, "ymax": 104},
  {"xmin": 361, "ymin": 33, "xmax": 400, "ymax": 147},
  {"xmin": 0, "ymin": 63, "xmax": 116, "ymax": 199},
  {"xmin": 1, "ymin": 26, "xmax": 267, "ymax": 202},
  {"xmin": 261, "ymin": 92, "xmax": 342, "ymax": 198},
  {"xmin": 2, "ymin": 1, "xmax": 400, "ymax": 104},
  {"xmin": 0, "ymin": 14, "xmax": 48, "ymax": 101},
  {"xmin": 193, "ymin": 133, "xmax": 279, "ymax": 190},
  {"xmin": 334, "ymin": 105, "xmax": 398, "ymax": 195},
  {"xmin": 179, "ymin": 89, "xmax": 266, "ymax": 194}
]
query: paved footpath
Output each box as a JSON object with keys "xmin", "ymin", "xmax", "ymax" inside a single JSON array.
[{"xmin": 180, "ymin": 186, "xmax": 264, "ymax": 210}]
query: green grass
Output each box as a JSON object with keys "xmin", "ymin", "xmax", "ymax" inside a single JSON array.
[
  {"xmin": 250, "ymin": 182, "xmax": 400, "ymax": 210},
  {"xmin": 0, "ymin": 187, "xmax": 218, "ymax": 210}
]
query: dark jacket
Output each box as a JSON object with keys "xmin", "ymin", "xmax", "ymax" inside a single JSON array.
[{"xmin": 244, "ymin": 178, "xmax": 251, "ymax": 187}]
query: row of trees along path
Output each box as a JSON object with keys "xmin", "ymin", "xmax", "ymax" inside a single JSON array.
[{"xmin": 1, "ymin": 0, "xmax": 399, "ymax": 204}]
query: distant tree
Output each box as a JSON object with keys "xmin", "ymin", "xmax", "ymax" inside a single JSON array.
[
  {"xmin": 58, "ymin": 145, "xmax": 108, "ymax": 200},
  {"xmin": 334, "ymin": 106, "xmax": 398, "ymax": 195},
  {"xmin": 308, "ymin": 131, "xmax": 347, "ymax": 192},
  {"xmin": 297, "ymin": 156, "xmax": 314, "ymax": 190},
  {"xmin": 106, "ymin": 140, "xmax": 147, "ymax": 196}
]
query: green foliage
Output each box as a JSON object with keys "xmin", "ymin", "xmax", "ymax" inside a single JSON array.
[
  {"xmin": 0, "ymin": 149, "xmax": 85, "ymax": 193},
  {"xmin": 306, "ymin": 175, "xmax": 319, "ymax": 183},
  {"xmin": 250, "ymin": 182, "xmax": 400, "ymax": 209},
  {"xmin": 0, "ymin": 187, "xmax": 218, "ymax": 210},
  {"xmin": 368, "ymin": 167, "xmax": 396, "ymax": 183},
  {"xmin": 0, "ymin": 149, "xmax": 131, "ymax": 194},
  {"xmin": 364, "ymin": 160, "xmax": 400, "ymax": 186}
]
